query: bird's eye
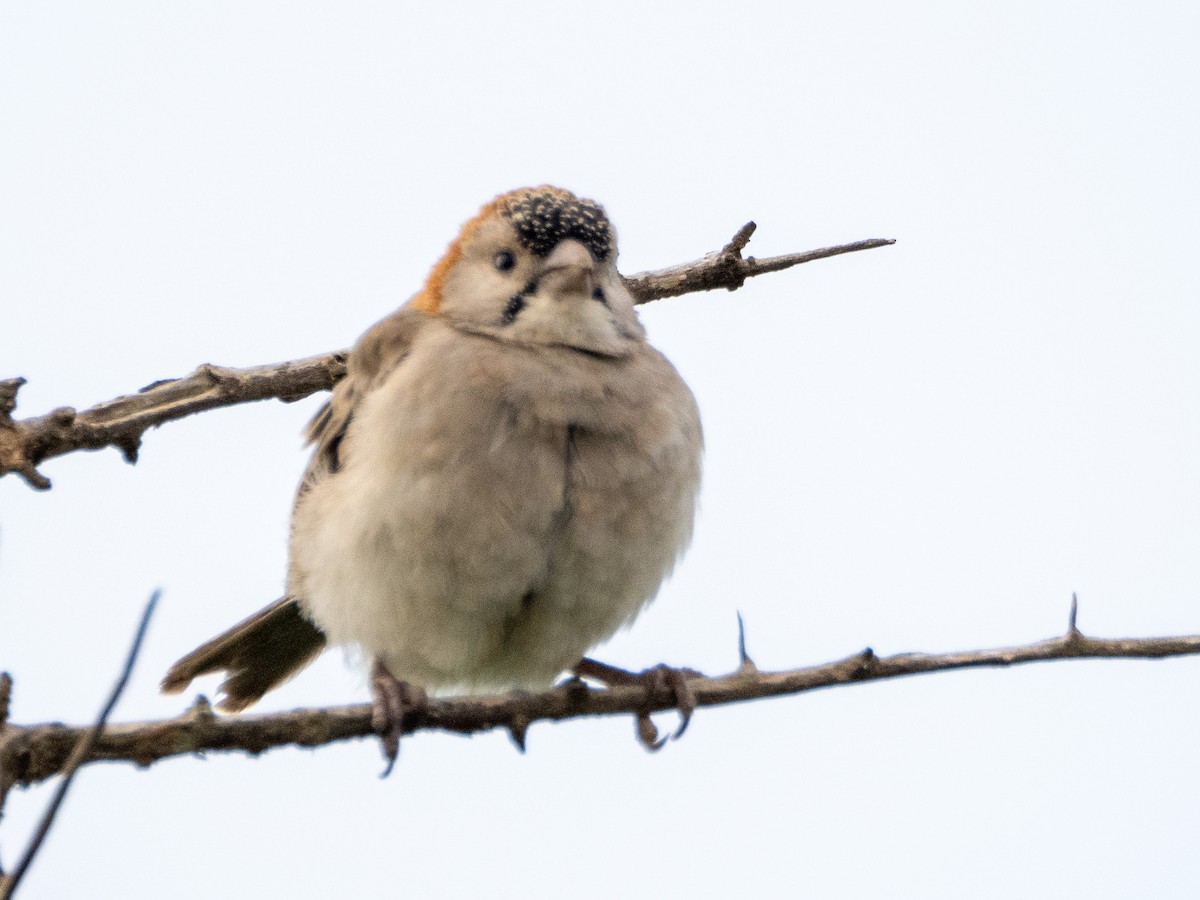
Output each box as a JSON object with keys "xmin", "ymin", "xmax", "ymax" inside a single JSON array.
[
  {"xmin": 592, "ymin": 286, "xmax": 607, "ymax": 305},
  {"xmin": 493, "ymin": 250, "xmax": 516, "ymax": 272}
]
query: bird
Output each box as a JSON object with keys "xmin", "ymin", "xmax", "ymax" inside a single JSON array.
[{"xmin": 161, "ymin": 186, "xmax": 703, "ymax": 768}]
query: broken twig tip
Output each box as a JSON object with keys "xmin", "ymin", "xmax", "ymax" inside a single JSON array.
[
  {"xmin": 1068, "ymin": 592, "xmax": 1080, "ymax": 636},
  {"xmin": 722, "ymin": 222, "xmax": 758, "ymax": 257},
  {"xmin": 117, "ymin": 436, "xmax": 141, "ymax": 465},
  {"xmin": 18, "ymin": 467, "xmax": 52, "ymax": 491}
]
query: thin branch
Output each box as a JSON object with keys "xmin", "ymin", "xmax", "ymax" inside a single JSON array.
[
  {"xmin": 624, "ymin": 232, "xmax": 895, "ymax": 303},
  {"xmin": 0, "ymin": 675, "xmax": 10, "ymax": 879},
  {"xmin": 0, "ymin": 227, "xmax": 894, "ymax": 490},
  {"xmin": 0, "ymin": 676, "xmax": 11, "ymax": 731},
  {"xmin": 0, "ymin": 592, "xmax": 158, "ymax": 900},
  {"xmin": 0, "ymin": 356, "xmax": 347, "ymax": 491},
  {"xmin": 1, "ymin": 617, "xmax": 1195, "ymax": 787}
]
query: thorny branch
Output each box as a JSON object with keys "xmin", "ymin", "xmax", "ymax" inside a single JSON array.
[
  {"xmin": 2, "ymin": 606, "xmax": 1197, "ymax": 789},
  {"xmin": 0, "ymin": 229, "xmax": 893, "ymax": 490},
  {"xmin": 625, "ymin": 231, "xmax": 893, "ymax": 302}
]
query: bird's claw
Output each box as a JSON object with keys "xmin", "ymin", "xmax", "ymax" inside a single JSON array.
[
  {"xmin": 647, "ymin": 663, "xmax": 698, "ymax": 741},
  {"xmin": 574, "ymin": 658, "xmax": 702, "ymax": 751},
  {"xmin": 370, "ymin": 661, "xmax": 427, "ymax": 777},
  {"xmin": 637, "ymin": 711, "xmax": 669, "ymax": 751}
]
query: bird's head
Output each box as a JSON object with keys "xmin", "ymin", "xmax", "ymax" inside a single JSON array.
[{"xmin": 413, "ymin": 186, "xmax": 644, "ymax": 357}]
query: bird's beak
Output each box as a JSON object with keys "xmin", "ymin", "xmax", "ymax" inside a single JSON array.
[{"xmin": 538, "ymin": 239, "xmax": 595, "ymax": 297}]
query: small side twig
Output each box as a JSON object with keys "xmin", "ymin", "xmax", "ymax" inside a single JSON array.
[
  {"xmin": 0, "ymin": 592, "xmax": 158, "ymax": 900},
  {"xmin": 624, "ymin": 228, "xmax": 894, "ymax": 302},
  {"xmin": 721, "ymin": 221, "xmax": 758, "ymax": 257}
]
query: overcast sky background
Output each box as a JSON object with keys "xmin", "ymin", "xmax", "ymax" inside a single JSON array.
[{"xmin": 2, "ymin": 2, "xmax": 1198, "ymax": 897}]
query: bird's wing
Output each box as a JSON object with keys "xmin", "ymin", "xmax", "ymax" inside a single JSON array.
[
  {"xmin": 300, "ymin": 304, "xmax": 428, "ymax": 490},
  {"xmin": 161, "ymin": 305, "xmax": 430, "ymax": 711}
]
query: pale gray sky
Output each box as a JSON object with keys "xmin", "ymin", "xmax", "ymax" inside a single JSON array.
[{"xmin": 2, "ymin": 2, "xmax": 1198, "ymax": 897}]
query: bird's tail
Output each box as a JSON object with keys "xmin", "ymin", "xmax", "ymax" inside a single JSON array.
[{"xmin": 161, "ymin": 596, "xmax": 326, "ymax": 712}]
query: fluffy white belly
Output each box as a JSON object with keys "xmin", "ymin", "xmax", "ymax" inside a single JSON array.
[{"xmin": 289, "ymin": 328, "xmax": 700, "ymax": 690}]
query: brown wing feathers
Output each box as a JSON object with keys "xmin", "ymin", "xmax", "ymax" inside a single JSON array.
[
  {"xmin": 160, "ymin": 597, "xmax": 326, "ymax": 712},
  {"xmin": 161, "ymin": 307, "xmax": 427, "ymax": 711}
]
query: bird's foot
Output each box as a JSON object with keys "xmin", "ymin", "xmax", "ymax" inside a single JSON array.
[
  {"xmin": 574, "ymin": 657, "xmax": 703, "ymax": 751},
  {"xmin": 370, "ymin": 660, "xmax": 428, "ymax": 777}
]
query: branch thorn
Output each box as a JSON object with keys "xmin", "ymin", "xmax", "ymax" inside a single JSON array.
[
  {"xmin": 1067, "ymin": 592, "xmax": 1081, "ymax": 638},
  {"xmin": 853, "ymin": 647, "xmax": 878, "ymax": 678},
  {"xmin": 736, "ymin": 611, "xmax": 758, "ymax": 673},
  {"xmin": 186, "ymin": 695, "xmax": 215, "ymax": 722},
  {"xmin": 506, "ymin": 715, "xmax": 530, "ymax": 754},
  {"xmin": 116, "ymin": 435, "xmax": 141, "ymax": 464}
]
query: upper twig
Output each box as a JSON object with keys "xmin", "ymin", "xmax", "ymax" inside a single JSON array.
[
  {"xmin": 0, "ymin": 227, "xmax": 893, "ymax": 490},
  {"xmin": 624, "ymin": 228, "xmax": 893, "ymax": 302}
]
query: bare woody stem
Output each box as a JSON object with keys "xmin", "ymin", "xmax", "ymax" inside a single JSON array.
[
  {"xmin": 0, "ymin": 594, "xmax": 158, "ymax": 900},
  {"xmin": 0, "ymin": 355, "xmax": 349, "ymax": 491},
  {"xmin": 0, "ymin": 229, "xmax": 893, "ymax": 490},
  {"xmin": 625, "ymin": 231, "xmax": 894, "ymax": 302},
  {"xmin": 2, "ymin": 618, "xmax": 1195, "ymax": 788}
]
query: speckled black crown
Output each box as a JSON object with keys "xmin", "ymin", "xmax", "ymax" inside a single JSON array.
[{"xmin": 499, "ymin": 189, "xmax": 613, "ymax": 261}]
